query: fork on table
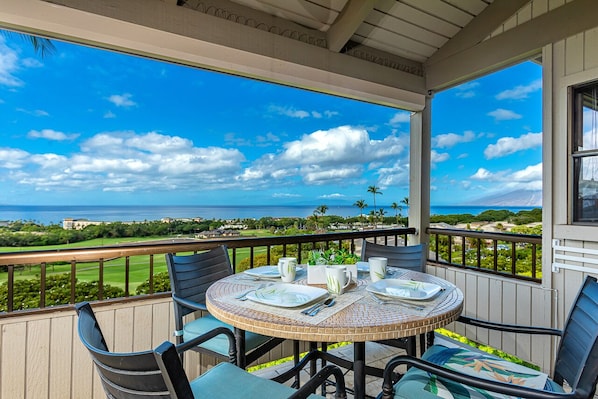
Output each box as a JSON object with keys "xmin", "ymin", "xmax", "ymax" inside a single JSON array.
[{"xmin": 369, "ymin": 293, "xmax": 425, "ymax": 311}]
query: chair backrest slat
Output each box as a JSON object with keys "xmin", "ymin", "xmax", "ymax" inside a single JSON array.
[
  {"xmin": 553, "ymin": 276, "xmax": 598, "ymax": 398},
  {"xmin": 75, "ymin": 302, "xmax": 194, "ymax": 399},
  {"xmin": 361, "ymin": 239, "xmax": 426, "ymax": 272},
  {"xmin": 166, "ymin": 246, "xmax": 232, "ymax": 317}
]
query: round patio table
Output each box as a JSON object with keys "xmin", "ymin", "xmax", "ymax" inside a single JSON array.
[{"xmin": 206, "ymin": 268, "xmax": 463, "ymax": 399}]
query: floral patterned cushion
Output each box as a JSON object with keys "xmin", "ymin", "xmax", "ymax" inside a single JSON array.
[{"xmin": 392, "ymin": 345, "xmax": 564, "ymax": 399}]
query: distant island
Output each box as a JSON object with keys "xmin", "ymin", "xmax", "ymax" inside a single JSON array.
[{"xmin": 466, "ymin": 189, "xmax": 542, "ymax": 207}]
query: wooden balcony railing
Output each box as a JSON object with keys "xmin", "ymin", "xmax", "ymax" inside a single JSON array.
[
  {"xmin": 0, "ymin": 227, "xmax": 543, "ymax": 316},
  {"xmin": 0, "ymin": 228, "xmax": 414, "ymax": 316},
  {"xmin": 427, "ymin": 227, "xmax": 542, "ymax": 282}
]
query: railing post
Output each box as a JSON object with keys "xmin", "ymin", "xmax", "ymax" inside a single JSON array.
[
  {"xmin": 99, "ymin": 258, "xmax": 104, "ymax": 300},
  {"xmin": 125, "ymin": 256, "xmax": 130, "ymax": 297},
  {"xmin": 70, "ymin": 260, "xmax": 76, "ymax": 304},
  {"xmin": 40, "ymin": 262, "xmax": 46, "ymax": 309},
  {"xmin": 7, "ymin": 265, "xmax": 14, "ymax": 312}
]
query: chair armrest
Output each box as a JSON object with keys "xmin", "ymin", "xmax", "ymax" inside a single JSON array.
[
  {"xmin": 457, "ymin": 315, "xmax": 562, "ymax": 336},
  {"xmin": 271, "ymin": 350, "xmax": 347, "ymax": 399},
  {"xmin": 174, "ymin": 326, "xmax": 237, "ymax": 364},
  {"xmin": 381, "ymin": 355, "xmax": 573, "ymax": 399},
  {"xmin": 172, "ymin": 294, "xmax": 208, "ymax": 312}
]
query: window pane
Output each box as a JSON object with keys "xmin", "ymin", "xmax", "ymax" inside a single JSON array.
[
  {"xmin": 574, "ymin": 156, "xmax": 598, "ymax": 221},
  {"xmin": 575, "ymin": 85, "xmax": 598, "ymax": 151}
]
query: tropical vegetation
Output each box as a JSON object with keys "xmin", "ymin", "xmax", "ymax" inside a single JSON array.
[{"xmin": 0, "ymin": 206, "xmax": 542, "ymax": 311}]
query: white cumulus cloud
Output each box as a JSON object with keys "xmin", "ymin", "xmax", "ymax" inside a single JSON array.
[
  {"xmin": 454, "ymin": 82, "xmax": 479, "ymax": 98},
  {"xmin": 319, "ymin": 193, "xmax": 345, "ymax": 199},
  {"xmin": 389, "ymin": 111, "xmax": 411, "ymax": 126},
  {"xmin": 487, "ymin": 108, "xmax": 522, "ymax": 121},
  {"xmin": 268, "ymin": 105, "xmax": 338, "ymax": 119},
  {"xmin": 496, "ymin": 79, "xmax": 542, "ymax": 100},
  {"xmin": 28, "ymin": 129, "xmax": 79, "ymax": 141},
  {"xmin": 0, "ymin": 37, "xmax": 23, "ymax": 87},
  {"xmin": 2, "ymin": 130, "xmax": 247, "ymax": 193},
  {"xmin": 431, "ymin": 150, "xmax": 450, "ymax": 164},
  {"xmin": 0, "ymin": 147, "xmax": 30, "ymax": 169},
  {"xmin": 484, "ymin": 132, "xmax": 542, "ymax": 159},
  {"xmin": 433, "ymin": 131, "xmax": 476, "ymax": 149},
  {"xmin": 107, "ymin": 93, "xmax": 137, "ymax": 108},
  {"xmin": 237, "ymin": 125, "xmax": 408, "ymax": 187},
  {"xmin": 470, "ymin": 163, "xmax": 542, "ymax": 191},
  {"xmin": 471, "ymin": 168, "xmax": 495, "ymax": 180}
]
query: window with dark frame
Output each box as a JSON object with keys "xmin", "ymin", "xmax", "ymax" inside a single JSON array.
[{"xmin": 572, "ymin": 80, "xmax": 598, "ymax": 223}]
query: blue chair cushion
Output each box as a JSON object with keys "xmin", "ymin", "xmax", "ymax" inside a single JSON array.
[
  {"xmin": 392, "ymin": 345, "xmax": 565, "ymax": 399},
  {"xmin": 183, "ymin": 314, "xmax": 272, "ymax": 356},
  {"xmin": 190, "ymin": 362, "xmax": 324, "ymax": 399}
]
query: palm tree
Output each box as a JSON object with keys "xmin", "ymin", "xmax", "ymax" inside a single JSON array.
[
  {"xmin": 378, "ymin": 208, "xmax": 386, "ymax": 225},
  {"xmin": 368, "ymin": 210, "xmax": 376, "ymax": 226},
  {"xmin": 367, "ymin": 185, "xmax": 382, "ymax": 227},
  {"xmin": 390, "ymin": 202, "xmax": 402, "ymax": 225},
  {"xmin": 353, "ymin": 199, "xmax": 367, "ymax": 229},
  {"xmin": 313, "ymin": 205, "xmax": 328, "ymax": 229},
  {"xmin": 400, "ymin": 196, "xmax": 409, "ymax": 225}
]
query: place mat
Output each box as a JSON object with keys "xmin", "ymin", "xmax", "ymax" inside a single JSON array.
[
  {"xmin": 351, "ymin": 268, "xmax": 457, "ymax": 317},
  {"xmin": 360, "ymin": 285, "xmax": 456, "ymax": 317},
  {"xmin": 224, "ymin": 267, "xmax": 456, "ymax": 319},
  {"xmin": 217, "ymin": 287, "xmax": 362, "ymax": 325},
  {"xmin": 230, "ymin": 267, "xmax": 308, "ymax": 284}
]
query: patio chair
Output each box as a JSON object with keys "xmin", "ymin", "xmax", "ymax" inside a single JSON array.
[
  {"xmin": 379, "ymin": 275, "xmax": 598, "ymax": 399},
  {"xmin": 75, "ymin": 301, "xmax": 347, "ymax": 399},
  {"xmin": 360, "ymin": 239, "xmax": 426, "ymax": 273},
  {"xmin": 361, "ymin": 239, "xmax": 427, "ymax": 356},
  {"xmin": 166, "ymin": 246, "xmax": 285, "ymax": 365}
]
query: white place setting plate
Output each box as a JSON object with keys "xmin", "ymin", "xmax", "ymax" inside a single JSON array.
[
  {"xmin": 243, "ymin": 265, "xmax": 303, "ymax": 278},
  {"xmin": 366, "ymin": 279, "xmax": 443, "ymax": 301},
  {"xmin": 246, "ymin": 283, "xmax": 328, "ymax": 308}
]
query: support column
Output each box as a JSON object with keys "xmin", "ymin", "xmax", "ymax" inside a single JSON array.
[{"xmin": 409, "ymin": 94, "xmax": 432, "ymax": 246}]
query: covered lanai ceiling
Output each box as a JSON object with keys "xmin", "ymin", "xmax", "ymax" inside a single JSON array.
[{"xmin": 1, "ymin": 0, "xmax": 597, "ymax": 110}]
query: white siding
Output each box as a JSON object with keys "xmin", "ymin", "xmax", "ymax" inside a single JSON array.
[
  {"xmin": 427, "ymin": 265, "xmax": 555, "ymax": 373},
  {"xmin": 0, "ymin": 298, "xmax": 307, "ymax": 399},
  {"xmin": 550, "ymin": 17, "xmax": 598, "ymax": 351}
]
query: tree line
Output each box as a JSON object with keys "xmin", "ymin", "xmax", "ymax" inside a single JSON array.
[{"xmin": 1, "ymin": 207, "xmax": 542, "ymax": 248}]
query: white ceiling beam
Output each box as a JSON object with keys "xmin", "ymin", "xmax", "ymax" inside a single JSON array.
[
  {"xmin": 327, "ymin": 0, "xmax": 376, "ymax": 52},
  {"xmin": 426, "ymin": 0, "xmax": 598, "ymax": 91},
  {"xmin": 0, "ymin": 0, "xmax": 426, "ymax": 110},
  {"xmin": 427, "ymin": 0, "xmax": 530, "ymax": 66}
]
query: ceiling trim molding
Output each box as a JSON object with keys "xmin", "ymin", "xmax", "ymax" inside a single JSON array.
[
  {"xmin": 426, "ymin": 0, "xmax": 598, "ymax": 91},
  {"xmin": 0, "ymin": 0, "xmax": 426, "ymax": 110},
  {"xmin": 181, "ymin": 0, "xmax": 328, "ymax": 49}
]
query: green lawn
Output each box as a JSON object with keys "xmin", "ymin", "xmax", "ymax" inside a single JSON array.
[
  {"xmin": 0, "ymin": 236, "xmax": 166, "ymax": 252},
  {"xmin": 1, "ymin": 235, "xmax": 273, "ymax": 290}
]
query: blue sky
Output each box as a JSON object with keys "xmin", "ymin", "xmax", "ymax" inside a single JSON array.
[{"xmin": 0, "ymin": 32, "xmax": 543, "ymax": 207}]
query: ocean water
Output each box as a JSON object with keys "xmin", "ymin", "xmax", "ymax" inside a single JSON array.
[{"xmin": 0, "ymin": 205, "xmax": 539, "ymax": 226}]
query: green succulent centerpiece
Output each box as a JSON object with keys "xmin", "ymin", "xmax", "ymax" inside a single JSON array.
[
  {"xmin": 306, "ymin": 248, "xmax": 359, "ymax": 284},
  {"xmin": 307, "ymin": 248, "xmax": 359, "ymax": 266}
]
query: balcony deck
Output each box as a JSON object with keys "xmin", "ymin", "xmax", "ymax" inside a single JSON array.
[
  {"xmin": 252, "ymin": 336, "xmax": 461, "ymax": 398},
  {"xmin": 0, "ymin": 228, "xmax": 557, "ymax": 399},
  {"xmin": 253, "ymin": 341, "xmax": 406, "ymax": 398}
]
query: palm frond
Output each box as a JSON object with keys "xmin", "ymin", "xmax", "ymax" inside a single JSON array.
[{"xmin": 1, "ymin": 31, "xmax": 56, "ymax": 57}]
